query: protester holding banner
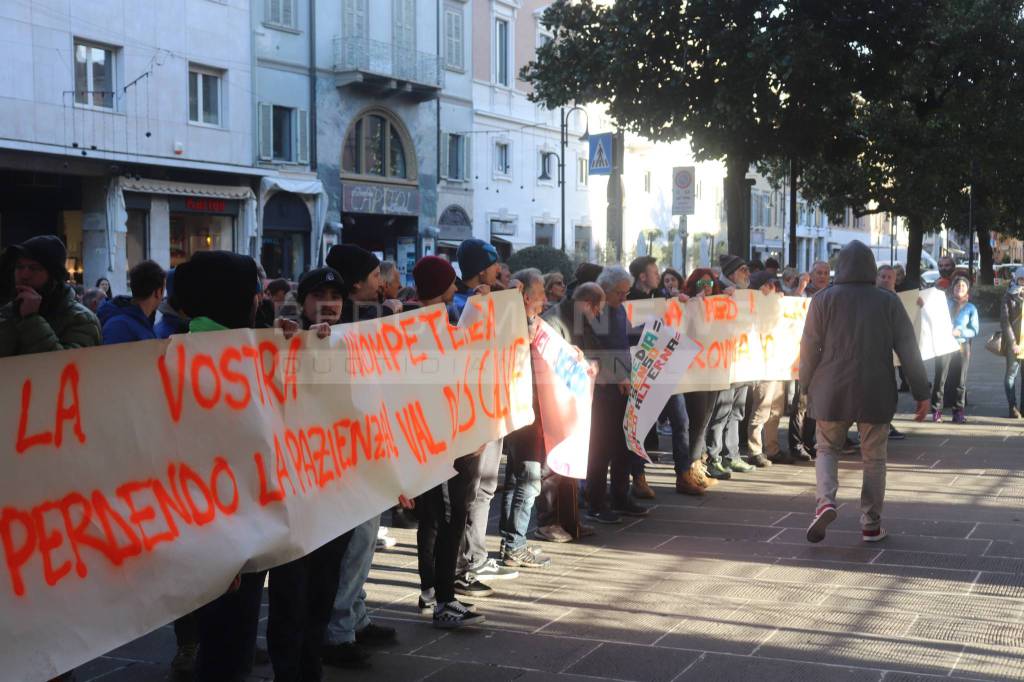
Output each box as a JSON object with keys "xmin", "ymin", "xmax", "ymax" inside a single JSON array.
[
  {"xmin": 452, "ymin": 239, "xmax": 521, "ymax": 595},
  {"xmin": 170, "ymin": 250, "xmax": 269, "ymax": 682},
  {"xmin": 538, "ymin": 281, "xmax": 605, "ymax": 541},
  {"xmin": 407, "ymin": 256, "xmax": 489, "ymax": 628},
  {"xmin": 587, "ymin": 266, "xmax": 650, "ymax": 522},
  {"xmin": 802, "ymin": 241, "xmax": 930, "ymax": 545},
  {"xmin": 705, "ymin": 254, "xmax": 757, "ymax": 476},
  {"xmin": 0, "ymin": 235, "xmax": 101, "ymax": 357},
  {"xmin": 788, "ymin": 264, "xmax": 828, "ymax": 462},
  {"xmin": 499, "ymin": 268, "xmax": 555, "ymax": 567},
  {"xmin": 1000, "ymin": 267, "xmax": 1024, "ymax": 418},
  {"xmin": 930, "ymin": 275, "xmax": 979, "ymax": 424},
  {"xmin": 322, "ymin": 244, "xmax": 399, "ymax": 668},
  {"xmin": 626, "ymin": 256, "xmax": 664, "ymax": 498}
]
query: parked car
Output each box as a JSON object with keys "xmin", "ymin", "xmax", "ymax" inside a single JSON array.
[{"xmin": 920, "ymin": 270, "xmax": 940, "ymax": 287}]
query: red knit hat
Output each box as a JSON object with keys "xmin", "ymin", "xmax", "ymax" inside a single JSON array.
[{"xmin": 413, "ymin": 256, "xmax": 456, "ymax": 301}]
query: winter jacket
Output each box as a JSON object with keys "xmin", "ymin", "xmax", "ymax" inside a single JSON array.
[
  {"xmin": 96, "ymin": 295, "xmax": 133, "ymax": 325},
  {"xmin": 154, "ymin": 301, "xmax": 188, "ymax": 339},
  {"xmin": 1000, "ymin": 287, "xmax": 1023, "ymax": 355},
  {"xmin": 0, "ymin": 283, "xmax": 101, "ymax": 357},
  {"xmin": 591, "ymin": 303, "xmax": 632, "ymax": 386},
  {"xmin": 102, "ymin": 303, "xmax": 156, "ymax": 345},
  {"xmin": 948, "ymin": 300, "xmax": 979, "ymax": 346},
  {"xmin": 449, "ymin": 278, "xmax": 474, "ymax": 320},
  {"xmin": 626, "ymin": 284, "xmax": 658, "ymax": 301},
  {"xmin": 799, "ymin": 241, "xmax": 929, "ymax": 423}
]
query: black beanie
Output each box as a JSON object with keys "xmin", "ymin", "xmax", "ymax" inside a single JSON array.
[
  {"xmin": 326, "ymin": 244, "xmax": 380, "ymax": 284},
  {"xmin": 174, "ymin": 251, "xmax": 259, "ymax": 330},
  {"xmin": 7, "ymin": 235, "xmax": 68, "ymax": 283},
  {"xmin": 718, "ymin": 253, "xmax": 746, "ymax": 278}
]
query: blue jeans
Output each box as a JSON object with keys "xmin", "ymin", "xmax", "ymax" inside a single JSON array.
[
  {"xmin": 1005, "ymin": 355, "xmax": 1024, "ymax": 409},
  {"xmin": 499, "ymin": 457, "xmax": 542, "ymax": 551},
  {"xmin": 324, "ymin": 516, "xmax": 378, "ymax": 645},
  {"xmin": 662, "ymin": 394, "xmax": 690, "ymax": 474}
]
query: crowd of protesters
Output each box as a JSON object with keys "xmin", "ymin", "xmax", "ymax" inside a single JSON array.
[{"xmin": 0, "ymin": 233, "xmax": 1016, "ymax": 682}]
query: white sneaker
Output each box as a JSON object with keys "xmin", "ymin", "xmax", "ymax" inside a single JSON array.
[
  {"xmin": 433, "ymin": 600, "xmax": 485, "ymax": 629},
  {"xmin": 472, "ymin": 557, "xmax": 519, "ymax": 581},
  {"xmin": 862, "ymin": 528, "xmax": 888, "ymax": 543},
  {"xmin": 376, "ymin": 528, "xmax": 397, "ymax": 549},
  {"xmin": 806, "ymin": 504, "xmax": 837, "ymax": 544}
]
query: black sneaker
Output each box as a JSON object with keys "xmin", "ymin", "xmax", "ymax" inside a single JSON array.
[
  {"xmin": 322, "ymin": 642, "xmax": 372, "ymax": 669},
  {"xmin": 433, "ymin": 601, "xmax": 486, "ymax": 629},
  {"xmin": 585, "ymin": 509, "xmax": 623, "ymax": 524},
  {"xmin": 170, "ymin": 643, "xmax": 198, "ymax": 677},
  {"xmin": 768, "ymin": 451, "xmax": 795, "ymax": 465},
  {"xmin": 747, "ymin": 453, "xmax": 772, "ymax": 467},
  {"xmin": 453, "ymin": 576, "xmax": 495, "ymax": 598},
  {"xmin": 611, "ymin": 500, "xmax": 649, "ymax": 517},
  {"xmin": 888, "ymin": 426, "xmax": 906, "ymax": 441},
  {"xmin": 501, "ymin": 545, "xmax": 551, "ymax": 568},
  {"xmin": 355, "ymin": 622, "xmax": 397, "ymax": 646}
]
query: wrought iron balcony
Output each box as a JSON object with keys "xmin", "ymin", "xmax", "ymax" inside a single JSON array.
[{"xmin": 333, "ymin": 36, "xmax": 442, "ymax": 100}]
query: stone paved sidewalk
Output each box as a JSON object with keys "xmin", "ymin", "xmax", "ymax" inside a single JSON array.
[{"xmin": 77, "ymin": 323, "xmax": 1024, "ymax": 681}]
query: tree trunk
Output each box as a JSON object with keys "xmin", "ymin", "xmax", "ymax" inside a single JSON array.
[
  {"xmin": 789, "ymin": 159, "xmax": 799, "ymax": 268},
  {"xmin": 724, "ymin": 155, "xmax": 752, "ymax": 259},
  {"xmin": 905, "ymin": 214, "xmax": 925, "ymax": 287},
  {"xmin": 976, "ymin": 216, "xmax": 994, "ymax": 286}
]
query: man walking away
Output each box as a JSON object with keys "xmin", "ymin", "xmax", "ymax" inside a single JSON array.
[{"xmin": 801, "ymin": 241, "xmax": 929, "ymax": 544}]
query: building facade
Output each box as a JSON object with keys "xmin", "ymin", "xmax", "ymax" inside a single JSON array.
[
  {"xmin": 467, "ymin": 0, "xmax": 590, "ymax": 262},
  {"xmin": 0, "ymin": 0, "xmax": 262, "ymax": 295},
  {"xmin": 315, "ymin": 0, "xmax": 442, "ymax": 285}
]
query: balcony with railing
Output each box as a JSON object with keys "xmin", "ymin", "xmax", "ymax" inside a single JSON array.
[{"xmin": 333, "ymin": 36, "xmax": 442, "ymax": 100}]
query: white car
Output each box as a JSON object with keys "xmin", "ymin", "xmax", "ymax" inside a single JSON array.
[{"xmin": 920, "ymin": 270, "xmax": 940, "ymax": 287}]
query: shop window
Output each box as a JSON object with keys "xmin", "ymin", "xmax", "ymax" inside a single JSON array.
[
  {"xmin": 169, "ymin": 214, "xmax": 235, "ymax": 267},
  {"xmin": 74, "ymin": 40, "xmax": 117, "ymax": 109},
  {"xmin": 341, "ymin": 111, "xmax": 414, "ymax": 180}
]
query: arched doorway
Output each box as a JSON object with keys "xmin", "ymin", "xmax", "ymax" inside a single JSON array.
[{"xmin": 261, "ymin": 192, "xmax": 311, "ymax": 280}]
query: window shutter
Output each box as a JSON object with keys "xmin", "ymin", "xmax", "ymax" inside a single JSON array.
[
  {"xmin": 266, "ymin": 0, "xmax": 280, "ymax": 24},
  {"xmin": 296, "ymin": 109, "xmax": 309, "ymax": 164},
  {"xmin": 463, "ymin": 135, "xmax": 471, "ymax": 180},
  {"xmin": 281, "ymin": 0, "xmax": 294, "ymax": 27},
  {"xmin": 440, "ymin": 133, "xmax": 450, "ymax": 179},
  {"xmin": 259, "ymin": 103, "xmax": 273, "ymax": 161},
  {"xmin": 454, "ymin": 12, "xmax": 464, "ymax": 69}
]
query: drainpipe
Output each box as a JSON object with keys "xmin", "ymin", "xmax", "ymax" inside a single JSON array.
[
  {"xmin": 436, "ymin": 0, "xmax": 442, "ymax": 181},
  {"xmin": 309, "ymin": 0, "xmax": 318, "ymax": 172}
]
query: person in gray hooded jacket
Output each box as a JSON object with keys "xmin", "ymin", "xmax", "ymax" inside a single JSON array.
[{"xmin": 800, "ymin": 240, "xmax": 929, "ymax": 544}]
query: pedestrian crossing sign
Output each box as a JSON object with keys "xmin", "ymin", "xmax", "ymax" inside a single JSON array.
[{"xmin": 588, "ymin": 133, "xmax": 613, "ymax": 175}]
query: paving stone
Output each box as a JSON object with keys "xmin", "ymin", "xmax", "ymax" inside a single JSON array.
[
  {"xmin": 820, "ymin": 587, "xmax": 1024, "ymax": 622},
  {"xmin": 421, "ymin": 660, "xmax": 531, "ymax": 681},
  {"xmin": 677, "ymin": 652, "xmax": 883, "ymax": 681},
  {"xmin": 412, "ymin": 629, "xmax": 600, "ymax": 672},
  {"xmin": 874, "ymin": 548, "xmax": 1024, "ymax": 574},
  {"xmin": 754, "ymin": 631, "xmax": 961, "ymax": 676},
  {"xmin": 563, "ymin": 642, "xmax": 699, "ymax": 681},
  {"xmin": 770, "ymin": 527, "xmax": 990, "ymax": 555},
  {"xmin": 950, "ymin": 643, "xmax": 1024, "ymax": 681},
  {"xmin": 628, "ymin": 518, "xmax": 785, "ymax": 542},
  {"xmin": 322, "ymin": 652, "xmax": 449, "ymax": 682}
]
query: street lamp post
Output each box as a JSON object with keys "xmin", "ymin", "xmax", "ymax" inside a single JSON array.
[{"xmin": 559, "ymin": 106, "xmax": 589, "ymax": 254}]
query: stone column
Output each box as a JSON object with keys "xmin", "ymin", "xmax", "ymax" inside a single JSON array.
[{"xmin": 149, "ymin": 197, "xmax": 171, "ymax": 269}]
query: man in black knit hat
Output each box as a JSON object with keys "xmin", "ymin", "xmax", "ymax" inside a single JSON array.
[{"xmin": 0, "ymin": 235, "xmax": 100, "ymax": 356}]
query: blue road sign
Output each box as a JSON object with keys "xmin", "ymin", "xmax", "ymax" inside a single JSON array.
[{"xmin": 588, "ymin": 133, "xmax": 613, "ymax": 175}]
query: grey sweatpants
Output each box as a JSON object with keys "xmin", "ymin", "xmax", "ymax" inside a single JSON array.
[
  {"xmin": 457, "ymin": 438, "xmax": 503, "ymax": 575},
  {"xmin": 814, "ymin": 421, "xmax": 889, "ymax": 532}
]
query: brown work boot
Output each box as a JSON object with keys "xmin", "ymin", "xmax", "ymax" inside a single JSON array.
[
  {"xmin": 675, "ymin": 468, "xmax": 706, "ymax": 496},
  {"xmin": 631, "ymin": 474, "xmax": 656, "ymax": 499},
  {"xmin": 694, "ymin": 461, "xmax": 717, "ymax": 488}
]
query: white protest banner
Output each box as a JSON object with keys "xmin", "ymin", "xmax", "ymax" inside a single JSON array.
[
  {"xmin": 531, "ymin": 319, "xmax": 595, "ymax": 479},
  {"xmin": 0, "ymin": 290, "xmax": 533, "ymax": 681},
  {"xmin": 624, "ymin": 319, "xmax": 699, "ymax": 460},
  {"xmin": 896, "ymin": 289, "xmax": 959, "ymax": 363},
  {"xmin": 625, "ymin": 292, "xmax": 808, "ymax": 393}
]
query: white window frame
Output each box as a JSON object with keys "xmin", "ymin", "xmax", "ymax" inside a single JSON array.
[
  {"xmin": 494, "ymin": 16, "xmax": 512, "ymax": 87},
  {"xmin": 443, "ymin": 7, "xmax": 465, "ymax": 72},
  {"xmin": 576, "ymin": 155, "xmax": 588, "ymax": 188},
  {"xmin": 494, "ymin": 140, "xmax": 511, "ymax": 178},
  {"xmin": 73, "ymin": 39, "xmax": 118, "ymax": 111},
  {"xmin": 442, "ymin": 132, "xmax": 471, "ymax": 182},
  {"xmin": 258, "ymin": 103, "xmax": 309, "ymax": 165},
  {"xmin": 265, "ymin": 0, "xmax": 298, "ymax": 30},
  {"xmin": 188, "ymin": 65, "xmax": 224, "ymax": 127}
]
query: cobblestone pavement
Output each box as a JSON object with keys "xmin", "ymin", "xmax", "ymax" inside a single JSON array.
[{"xmin": 77, "ymin": 323, "xmax": 1024, "ymax": 681}]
